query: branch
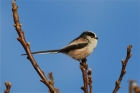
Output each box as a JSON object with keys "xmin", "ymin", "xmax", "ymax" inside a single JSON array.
[
  {"xmin": 48, "ymin": 72, "xmax": 60, "ymax": 93},
  {"xmin": 113, "ymin": 44, "xmax": 132, "ymax": 93},
  {"xmin": 11, "ymin": 1, "xmax": 58, "ymax": 93},
  {"xmin": 133, "ymin": 82, "xmax": 140, "ymax": 93},
  {"xmin": 48, "ymin": 72, "xmax": 54, "ymax": 86},
  {"xmin": 80, "ymin": 59, "xmax": 88, "ymax": 93},
  {"xmin": 4, "ymin": 81, "xmax": 11, "ymax": 93},
  {"xmin": 129, "ymin": 80, "xmax": 136, "ymax": 93},
  {"xmin": 88, "ymin": 68, "xmax": 93, "ymax": 93}
]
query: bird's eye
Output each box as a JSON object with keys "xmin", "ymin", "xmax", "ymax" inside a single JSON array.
[{"xmin": 90, "ymin": 36, "xmax": 94, "ymax": 38}]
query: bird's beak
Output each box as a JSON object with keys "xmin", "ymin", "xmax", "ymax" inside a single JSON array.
[{"xmin": 95, "ymin": 37, "xmax": 98, "ymax": 40}]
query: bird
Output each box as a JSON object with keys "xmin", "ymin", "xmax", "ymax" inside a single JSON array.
[{"xmin": 22, "ymin": 31, "xmax": 98, "ymax": 61}]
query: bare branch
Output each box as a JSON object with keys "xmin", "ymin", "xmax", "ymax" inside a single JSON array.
[
  {"xmin": 11, "ymin": 1, "xmax": 58, "ymax": 93},
  {"xmin": 4, "ymin": 81, "xmax": 11, "ymax": 93},
  {"xmin": 48, "ymin": 72, "xmax": 54, "ymax": 86},
  {"xmin": 48, "ymin": 72, "xmax": 60, "ymax": 93},
  {"xmin": 88, "ymin": 68, "xmax": 92, "ymax": 93},
  {"xmin": 113, "ymin": 44, "xmax": 132, "ymax": 93},
  {"xmin": 133, "ymin": 82, "xmax": 140, "ymax": 93},
  {"xmin": 129, "ymin": 80, "xmax": 136, "ymax": 93},
  {"xmin": 80, "ymin": 59, "xmax": 88, "ymax": 93}
]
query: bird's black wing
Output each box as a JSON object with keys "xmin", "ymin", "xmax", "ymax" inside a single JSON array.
[{"xmin": 59, "ymin": 38, "xmax": 89, "ymax": 53}]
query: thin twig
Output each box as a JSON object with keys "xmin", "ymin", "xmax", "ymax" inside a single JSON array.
[
  {"xmin": 11, "ymin": 1, "xmax": 57, "ymax": 93},
  {"xmin": 48, "ymin": 72, "xmax": 54, "ymax": 86},
  {"xmin": 88, "ymin": 68, "xmax": 92, "ymax": 93},
  {"xmin": 133, "ymin": 82, "xmax": 140, "ymax": 93},
  {"xmin": 80, "ymin": 59, "xmax": 88, "ymax": 93},
  {"xmin": 4, "ymin": 81, "xmax": 11, "ymax": 93},
  {"xmin": 129, "ymin": 80, "xmax": 136, "ymax": 93},
  {"xmin": 113, "ymin": 44, "xmax": 132, "ymax": 93},
  {"xmin": 48, "ymin": 72, "xmax": 60, "ymax": 93}
]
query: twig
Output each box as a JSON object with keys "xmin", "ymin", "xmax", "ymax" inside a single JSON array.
[
  {"xmin": 80, "ymin": 59, "xmax": 88, "ymax": 93},
  {"xmin": 133, "ymin": 82, "xmax": 140, "ymax": 93},
  {"xmin": 113, "ymin": 44, "xmax": 132, "ymax": 93},
  {"xmin": 88, "ymin": 68, "xmax": 93, "ymax": 93},
  {"xmin": 48, "ymin": 72, "xmax": 54, "ymax": 86},
  {"xmin": 4, "ymin": 81, "xmax": 11, "ymax": 93},
  {"xmin": 11, "ymin": 1, "xmax": 57, "ymax": 93},
  {"xmin": 129, "ymin": 80, "xmax": 136, "ymax": 93},
  {"xmin": 48, "ymin": 72, "xmax": 60, "ymax": 93}
]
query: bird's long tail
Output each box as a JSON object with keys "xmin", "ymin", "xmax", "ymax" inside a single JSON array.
[{"xmin": 21, "ymin": 49, "xmax": 60, "ymax": 56}]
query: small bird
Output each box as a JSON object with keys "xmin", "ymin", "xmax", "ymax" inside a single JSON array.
[{"xmin": 22, "ymin": 31, "xmax": 98, "ymax": 61}]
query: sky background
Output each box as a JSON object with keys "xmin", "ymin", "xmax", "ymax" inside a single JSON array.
[{"xmin": 1, "ymin": 0, "xmax": 139, "ymax": 93}]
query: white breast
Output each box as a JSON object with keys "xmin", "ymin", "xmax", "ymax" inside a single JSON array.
[
  {"xmin": 67, "ymin": 39, "xmax": 97, "ymax": 60},
  {"xmin": 87, "ymin": 38, "xmax": 97, "ymax": 54}
]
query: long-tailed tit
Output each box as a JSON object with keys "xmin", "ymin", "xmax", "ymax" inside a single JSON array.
[{"xmin": 22, "ymin": 31, "xmax": 98, "ymax": 61}]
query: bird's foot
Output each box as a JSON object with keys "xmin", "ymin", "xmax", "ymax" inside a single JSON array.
[{"xmin": 80, "ymin": 58, "xmax": 88, "ymax": 69}]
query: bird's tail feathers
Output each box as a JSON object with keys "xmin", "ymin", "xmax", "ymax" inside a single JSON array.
[{"xmin": 21, "ymin": 49, "xmax": 60, "ymax": 56}]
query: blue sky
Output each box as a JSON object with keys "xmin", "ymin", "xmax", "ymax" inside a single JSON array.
[{"xmin": 1, "ymin": 0, "xmax": 139, "ymax": 93}]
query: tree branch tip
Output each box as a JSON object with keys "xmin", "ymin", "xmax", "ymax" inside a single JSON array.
[
  {"xmin": 129, "ymin": 80, "xmax": 136, "ymax": 83},
  {"xmin": 12, "ymin": 1, "xmax": 16, "ymax": 4},
  {"xmin": 48, "ymin": 72, "xmax": 53, "ymax": 78},
  {"xmin": 5, "ymin": 81, "xmax": 12, "ymax": 87},
  {"xmin": 121, "ymin": 59, "xmax": 124, "ymax": 61},
  {"xmin": 48, "ymin": 72, "xmax": 53, "ymax": 75},
  {"xmin": 12, "ymin": 3, "xmax": 18, "ymax": 9},
  {"xmin": 133, "ymin": 82, "xmax": 140, "ymax": 93},
  {"xmin": 12, "ymin": 0, "xmax": 16, "ymax": 3},
  {"xmin": 128, "ymin": 44, "xmax": 132, "ymax": 48},
  {"xmin": 113, "ymin": 45, "xmax": 133, "ymax": 93},
  {"xmin": 133, "ymin": 82, "xmax": 137, "ymax": 87},
  {"xmin": 127, "ymin": 45, "xmax": 132, "ymax": 52}
]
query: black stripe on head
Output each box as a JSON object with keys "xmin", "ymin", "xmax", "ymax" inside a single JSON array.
[
  {"xmin": 69, "ymin": 31, "xmax": 97, "ymax": 44},
  {"xmin": 80, "ymin": 31, "xmax": 96, "ymax": 38}
]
